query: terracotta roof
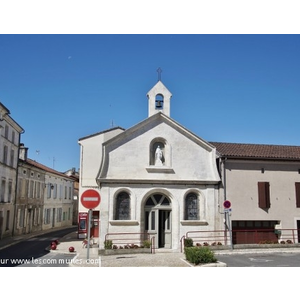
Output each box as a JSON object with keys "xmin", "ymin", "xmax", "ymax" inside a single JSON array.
[
  {"xmin": 78, "ymin": 126, "xmax": 125, "ymax": 141},
  {"xmin": 25, "ymin": 158, "xmax": 73, "ymax": 180},
  {"xmin": 210, "ymin": 142, "xmax": 300, "ymax": 161}
]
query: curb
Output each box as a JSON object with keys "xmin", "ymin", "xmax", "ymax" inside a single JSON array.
[
  {"xmin": 199, "ymin": 261, "xmax": 227, "ymax": 267},
  {"xmin": 180, "ymin": 258, "xmax": 227, "ymax": 267}
]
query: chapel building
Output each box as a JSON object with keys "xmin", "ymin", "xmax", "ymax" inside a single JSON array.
[
  {"xmin": 78, "ymin": 79, "xmax": 300, "ymax": 250},
  {"xmin": 78, "ymin": 80, "xmax": 222, "ymax": 250}
]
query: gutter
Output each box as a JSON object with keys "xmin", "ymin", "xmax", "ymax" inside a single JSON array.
[{"xmin": 12, "ymin": 128, "xmax": 25, "ymax": 236}]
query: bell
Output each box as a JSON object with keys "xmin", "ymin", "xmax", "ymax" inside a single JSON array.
[{"xmin": 156, "ymin": 100, "xmax": 163, "ymax": 108}]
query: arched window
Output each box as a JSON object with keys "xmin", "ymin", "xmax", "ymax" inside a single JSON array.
[
  {"xmin": 185, "ymin": 193, "xmax": 199, "ymax": 220},
  {"xmin": 115, "ymin": 192, "xmax": 130, "ymax": 220}
]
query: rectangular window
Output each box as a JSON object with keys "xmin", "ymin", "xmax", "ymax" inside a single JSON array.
[
  {"xmin": 258, "ymin": 182, "xmax": 270, "ymax": 209},
  {"xmin": 57, "ymin": 208, "xmax": 62, "ymax": 222},
  {"xmin": 44, "ymin": 209, "xmax": 51, "ymax": 224},
  {"xmin": 10, "ymin": 149, "xmax": 14, "ymax": 167},
  {"xmin": 36, "ymin": 182, "xmax": 41, "ymax": 199},
  {"xmin": 19, "ymin": 209, "xmax": 25, "ymax": 227},
  {"xmin": 59, "ymin": 185, "xmax": 63, "ymax": 199},
  {"xmin": 37, "ymin": 207, "xmax": 41, "ymax": 225},
  {"xmin": 1, "ymin": 178, "xmax": 6, "ymax": 202},
  {"xmin": 4, "ymin": 125, "xmax": 8, "ymax": 139},
  {"xmin": 47, "ymin": 184, "xmax": 52, "ymax": 199},
  {"xmin": 8, "ymin": 180, "xmax": 12, "ymax": 203},
  {"xmin": 295, "ymin": 183, "xmax": 300, "ymax": 208},
  {"xmin": 6, "ymin": 210, "xmax": 10, "ymax": 230},
  {"xmin": 12, "ymin": 131, "xmax": 15, "ymax": 144},
  {"xmin": 29, "ymin": 180, "xmax": 34, "ymax": 198},
  {"xmin": 33, "ymin": 208, "xmax": 37, "ymax": 225},
  {"xmin": 16, "ymin": 209, "xmax": 21, "ymax": 229},
  {"xmin": 20, "ymin": 179, "xmax": 27, "ymax": 198},
  {"xmin": 53, "ymin": 184, "xmax": 57, "ymax": 199},
  {"xmin": 3, "ymin": 145, "xmax": 8, "ymax": 164}
]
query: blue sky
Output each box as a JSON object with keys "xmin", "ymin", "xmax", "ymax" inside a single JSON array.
[{"xmin": 1, "ymin": 34, "xmax": 300, "ymax": 172}]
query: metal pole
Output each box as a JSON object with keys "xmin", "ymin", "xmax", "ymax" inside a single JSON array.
[
  {"xmin": 87, "ymin": 209, "xmax": 92, "ymax": 260},
  {"xmin": 226, "ymin": 210, "xmax": 233, "ymax": 250}
]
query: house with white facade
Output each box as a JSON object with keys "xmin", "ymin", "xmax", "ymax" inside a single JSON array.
[
  {"xmin": 41, "ymin": 162, "xmax": 74, "ymax": 231},
  {"xmin": 0, "ymin": 102, "xmax": 24, "ymax": 240}
]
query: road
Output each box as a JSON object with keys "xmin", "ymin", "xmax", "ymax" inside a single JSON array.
[
  {"xmin": 216, "ymin": 252, "xmax": 300, "ymax": 267},
  {"xmin": 0, "ymin": 227, "xmax": 76, "ymax": 267}
]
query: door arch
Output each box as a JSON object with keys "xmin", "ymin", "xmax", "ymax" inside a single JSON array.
[{"xmin": 144, "ymin": 193, "xmax": 172, "ymax": 249}]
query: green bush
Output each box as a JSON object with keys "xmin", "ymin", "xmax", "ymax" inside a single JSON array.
[
  {"xmin": 104, "ymin": 240, "xmax": 113, "ymax": 249},
  {"xmin": 185, "ymin": 246, "xmax": 217, "ymax": 265},
  {"xmin": 142, "ymin": 240, "xmax": 151, "ymax": 248},
  {"xmin": 184, "ymin": 238, "xmax": 194, "ymax": 248}
]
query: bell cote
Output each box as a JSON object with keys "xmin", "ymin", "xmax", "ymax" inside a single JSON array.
[{"xmin": 147, "ymin": 81, "xmax": 172, "ymax": 117}]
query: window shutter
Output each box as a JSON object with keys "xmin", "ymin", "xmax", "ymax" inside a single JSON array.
[
  {"xmin": 295, "ymin": 183, "xmax": 300, "ymax": 208},
  {"xmin": 258, "ymin": 182, "xmax": 270, "ymax": 209}
]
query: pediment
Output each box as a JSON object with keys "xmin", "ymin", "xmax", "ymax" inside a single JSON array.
[{"xmin": 97, "ymin": 113, "xmax": 220, "ymax": 184}]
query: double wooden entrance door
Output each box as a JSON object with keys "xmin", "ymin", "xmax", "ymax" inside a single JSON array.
[{"xmin": 144, "ymin": 193, "xmax": 172, "ymax": 249}]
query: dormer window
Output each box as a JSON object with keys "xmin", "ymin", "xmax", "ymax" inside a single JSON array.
[{"xmin": 155, "ymin": 94, "xmax": 164, "ymax": 110}]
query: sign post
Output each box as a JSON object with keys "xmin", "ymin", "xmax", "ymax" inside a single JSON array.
[
  {"xmin": 80, "ymin": 189, "xmax": 101, "ymax": 260},
  {"xmin": 223, "ymin": 200, "xmax": 233, "ymax": 249}
]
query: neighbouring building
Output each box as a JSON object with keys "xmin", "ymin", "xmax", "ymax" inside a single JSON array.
[
  {"xmin": 15, "ymin": 144, "xmax": 45, "ymax": 235},
  {"xmin": 64, "ymin": 168, "xmax": 79, "ymax": 225},
  {"xmin": 211, "ymin": 142, "xmax": 300, "ymax": 244},
  {"xmin": 0, "ymin": 102, "xmax": 24, "ymax": 240},
  {"xmin": 15, "ymin": 145, "xmax": 75, "ymax": 235}
]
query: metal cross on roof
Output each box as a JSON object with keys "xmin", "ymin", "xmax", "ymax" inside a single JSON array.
[{"xmin": 157, "ymin": 67, "xmax": 162, "ymax": 81}]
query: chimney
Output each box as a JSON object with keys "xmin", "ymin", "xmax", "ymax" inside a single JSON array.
[{"xmin": 19, "ymin": 143, "xmax": 28, "ymax": 161}]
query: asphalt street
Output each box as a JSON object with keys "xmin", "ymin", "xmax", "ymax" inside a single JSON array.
[
  {"xmin": 0, "ymin": 227, "xmax": 76, "ymax": 267},
  {"xmin": 215, "ymin": 252, "xmax": 300, "ymax": 267}
]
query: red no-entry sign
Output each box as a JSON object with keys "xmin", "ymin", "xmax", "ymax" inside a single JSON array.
[
  {"xmin": 80, "ymin": 189, "xmax": 101, "ymax": 209},
  {"xmin": 223, "ymin": 200, "xmax": 231, "ymax": 209}
]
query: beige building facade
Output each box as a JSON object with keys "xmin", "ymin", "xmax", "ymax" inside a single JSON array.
[
  {"xmin": 0, "ymin": 102, "xmax": 24, "ymax": 240},
  {"xmin": 212, "ymin": 142, "xmax": 300, "ymax": 244},
  {"xmin": 16, "ymin": 145, "xmax": 75, "ymax": 235}
]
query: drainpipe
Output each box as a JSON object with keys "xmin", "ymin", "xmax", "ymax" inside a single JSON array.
[
  {"xmin": 12, "ymin": 128, "xmax": 25, "ymax": 236},
  {"xmin": 223, "ymin": 157, "xmax": 227, "ymax": 200},
  {"xmin": 222, "ymin": 157, "xmax": 233, "ymax": 249}
]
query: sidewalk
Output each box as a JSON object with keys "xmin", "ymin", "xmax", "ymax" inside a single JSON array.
[
  {"xmin": 54, "ymin": 236, "xmax": 300, "ymax": 267},
  {"xmin": 51, "ymin": 232, "xmax": 226, "ymax": 267},
  {"xmin": 4, "ymin": 229, "xmax": 300, "ymax": 267},
  {"xmin": 47, "ymin": 231, "xmax": 191, "ymax": 267},
  {"xmin": 46, "ymin": 231, "xmax": 227, "ymax": 267},
  {"xmin": 48, "ymin": 231, "xmax": 101, "ymax": 267}
]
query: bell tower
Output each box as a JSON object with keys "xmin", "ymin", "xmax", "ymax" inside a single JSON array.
[{"xmin": 147, "ymin": 77, "xmax": 172, "ymax": 118}]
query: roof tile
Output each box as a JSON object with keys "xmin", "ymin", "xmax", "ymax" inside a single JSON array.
[{"xmin": 210, "ymin": 142, "xmax": 300, "ymax": 160}]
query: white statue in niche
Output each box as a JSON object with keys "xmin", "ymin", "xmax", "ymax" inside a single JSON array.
[{"xmin": 155, "ymin": 145, "xmax": 163, "ymax": 166}]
